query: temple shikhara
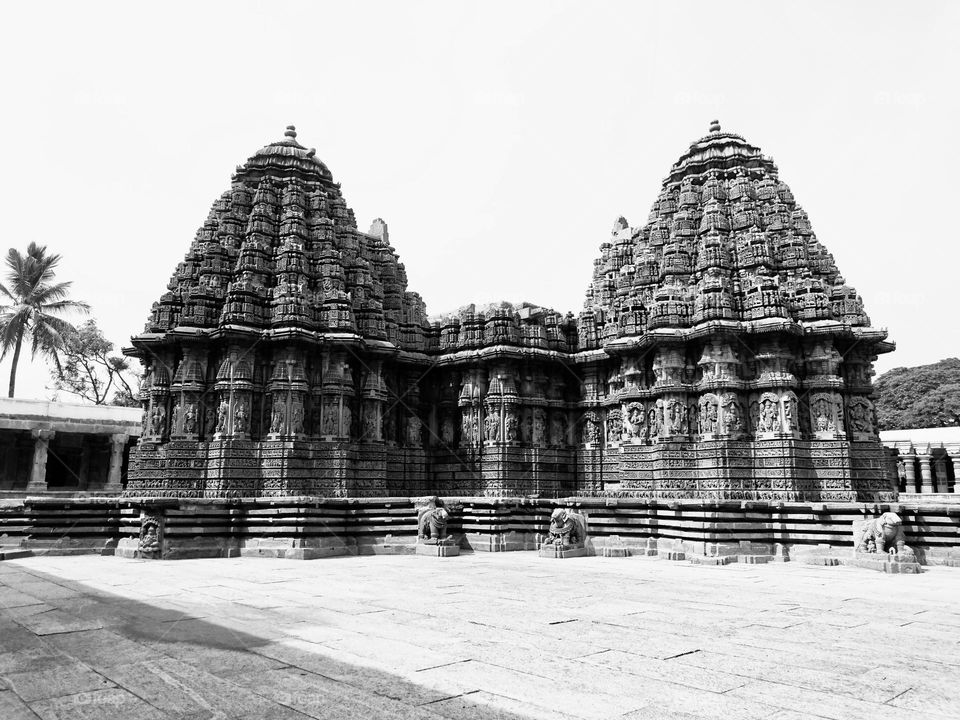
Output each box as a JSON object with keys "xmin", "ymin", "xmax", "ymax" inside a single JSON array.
[{"xmin": 125, "ymin": 121, "xmax": 894, "ymax": 503}]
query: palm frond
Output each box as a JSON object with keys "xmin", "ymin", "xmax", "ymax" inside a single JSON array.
[
  {"xmin": 38, "ymin": 298, "xmax": 90, "ymax": 316},
  {"xmin": 0, "ymin": 281, "xmax": 16, "ymax": 304},
  {"xmin": 28, "ymin": 281, "xmax": 74, "ymax": 306}
]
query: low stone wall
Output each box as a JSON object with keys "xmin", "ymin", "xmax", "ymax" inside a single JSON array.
[{"xmin": 2, "ymin": 496, "xmax": 958, "ymax": 566}]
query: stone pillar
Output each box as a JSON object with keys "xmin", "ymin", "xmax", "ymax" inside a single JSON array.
[
  {"xmin": 950, "ymin": 455, "xmax": 960, "ymax": 495},
  {"xmin": 26, "ymin": 429, "xmax": 55, "ymax": 493},
  {"xmin": 77, "ymin": 439, "xmax": 92, "ymax": 491},
  {"xmin": 917, "ymin": 454, "xmax": 934, "ymax": 494},
  {"xmin": 902, "ymin": 452, "xmax": 917, "ymax": 492},
  {"xmin": 105, "ymin": 433, "xmax": 128, "ymax": 495}
]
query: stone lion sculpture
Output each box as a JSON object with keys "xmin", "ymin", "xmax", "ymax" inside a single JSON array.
[
  {"xmin": 418, "ymin": 506, "xmax": 453, "ymax": 545},
  {"xmin": 854, "ymin": 512, "xmax": 907, "ymax": 555},
  {"xmin": 542, "ymin": 508, "xmax": 587, "ymax": 549}
]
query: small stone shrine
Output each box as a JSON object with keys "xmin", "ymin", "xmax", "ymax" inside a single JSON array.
[{"xmin": 126, "ymin": 122, "xmax": 894, "ymax": 503}]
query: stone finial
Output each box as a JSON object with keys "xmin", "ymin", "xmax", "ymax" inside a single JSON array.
[
  {"xmin": 709, "ymin": 119, "xmax": 721, "ymax": 133},
  {"xmin": 284, "ymin": 125, "xmax": 297, "ymax": 139}
]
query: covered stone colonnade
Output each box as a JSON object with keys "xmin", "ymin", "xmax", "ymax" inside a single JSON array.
[
  {"xmin": 881, "ymin": 428, "xmax": 959, "ymax": 496},
  {"xmin": 0, "ymin": 399, "xmax": 141, "ymax": 495}
]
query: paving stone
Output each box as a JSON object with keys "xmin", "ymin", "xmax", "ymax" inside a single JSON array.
[
  {"xmin": 247, "ymin": 666, "xmax": 449, "ymax": 719},
  {"xmin": 252, "ymin": 638, "xmax": 455, "ymax": 705},
  {"xmin": 99, "ymin": 656, "xmax": 298, "ymax": 719},
  {"xmin": 428, "ymin": 690, "xmax": 583, "ymax": 720},
  {"xmin": 728, "ymin": 680, "xmax": 948, "ymax": 720},
  {"xmin": 0, "ymin": 646, "xmax": 74, "ymax": 674},
  {"xmin": 3, "ymin": 662, "xmax": 114, "ymax": 702},
  {"xmin": 40, "ymin": 629, "xmax": 159, "ymax": 670},
  {"xmin": 0, "ymin": 587, "xmax": 46, "ymax": 609},
  {"xmin": 0, "ymin": 689, "xmax": 42, "ymax": 720},
  {"xmin": 28, "ymin": 687, "xmax": 168, "ymax": 720}
]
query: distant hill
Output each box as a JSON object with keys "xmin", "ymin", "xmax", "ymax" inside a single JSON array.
[{"xmin": 874, "ymin": 358, "xmax": 960, "ymax": 430}]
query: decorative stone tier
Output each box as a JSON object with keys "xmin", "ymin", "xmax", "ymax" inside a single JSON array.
[{"xmin": 3, "ymin": 497, "xmax": 959, "ymax": 566}]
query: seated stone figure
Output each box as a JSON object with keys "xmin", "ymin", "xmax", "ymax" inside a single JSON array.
[
  {"xmin": 418, "ymin": 506, "xmax": 454, "ymax": 545},
  {"xmin": 855, "ymin": 511, "xmax": 907, "ymax": 555},
  {"xmin": 542, "ymin": 508, "xmax": 586, "ymax": 549}
]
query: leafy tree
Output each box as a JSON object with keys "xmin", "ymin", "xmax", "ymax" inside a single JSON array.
[
  {"xmin": 51, "ymin": 319, "xmax": 140, "ymax": 406},
  {"xmin": 0, "ymin": 243, "xmax": 89, "ymax": 397},
  {"xmin": 874, "ymin": 358, "xmax": 960, "ymax": 430}
]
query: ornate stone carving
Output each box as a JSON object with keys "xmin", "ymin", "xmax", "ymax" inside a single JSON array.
[
  {"xmin": 854, "ymin": 512, "xmax": 907, "ymax": 555},
  {"xmin": 138, "ymin": 512, "xmax": 163, "ymax": 559},
  {"xmin": 541, "ymin": 508, "xmax": 587, "ymax": 550},
  {"xmin": 699, "ymin": 394, "xmax": 719, "ymax": 434},
  {"xmin": 418, "ymin": 507, "xmax": 453, "ymax": 545},
  {"xmin": 623, "ymin": 402, "xmax": 645, "ymax": 440}
]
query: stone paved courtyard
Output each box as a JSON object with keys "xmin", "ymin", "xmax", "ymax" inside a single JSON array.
[{"xmin": 0, "ymin": 554, "xmax": 958, "ymax": 720}]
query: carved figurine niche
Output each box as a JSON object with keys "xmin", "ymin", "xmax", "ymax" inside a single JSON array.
[{"xmin": 137, "ymin": 512, "xmax": 163, "ymax": 559}]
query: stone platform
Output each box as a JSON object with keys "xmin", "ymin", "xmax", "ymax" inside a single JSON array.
[
  {"xmin": 1, "ymin": 554, "xmax": 959, "ymax": 720},
  {"xmin": 416, "ymin": 543, "xmax": 460, "ymax": 557}
]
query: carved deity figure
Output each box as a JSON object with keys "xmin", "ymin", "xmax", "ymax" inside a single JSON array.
[
  {"xmin": 782, "ymin": 395, "xmax": 796, "ymax": 432},
  {"xmin": 541, "ymin": 508, "xmax": 586, "ymax": 549},
  {"xmin": 699, "ymin": 397, "xmax": 718, "ymax": 434},
  {"xmin": 581, "ymin": 414, "xmax": 600, "ymax": 444},
  {"xmin": 407, "ymin": 416, "xmax": 422, "ymax": 446},
  {"xmin": 550, "ymin": 413, "xmax": 565, "ymax": 446},
  {"xmin": 172, "ymin": 401, "xmax": 183, "ymax": 434},
  {"xmin": 341, "ymin": 404, "xmax": 352, "ymax": 438},
  {"xmin": 624, "ymin": 403, "xmax": 644, "ymax": 439},
  {"xmin": 757, "ymin": 399, "xmax": 778, "ymax": 433},
  {"xmin": 484, "ymin": 411, "xmax": 501, "ymax": 442},
  {"xmin": 854, "ymin": 512, "xmax": 907, "ymax": 555},
  {"xmin": 505, "ymin": 413, "xmax": 519, "ymax": 442},
  {"xmin": 138, "ymin": 514, "xmax": 163, "ymax": 559},
  {"xmin": 233, "ymin": 400, "xmax": 249, "ymax": 433},
  {"xmin": 291, "ymin": 403, "xmax": 304, "ymax": 435},
  {"xmin": 216, "ymin": 399, "xmax": 229, "ymax": 433},
  {"xmin": 606, "ymin": 410, "xmax": 623, "ymax": 442},
  {"xmin": 721, "ymin": 398, "xmax": 742, "ymax": 435},
  {"xmin": 647, "ymin": 407, "xmax": 660, "ymax": 438},
  {"xmin": 441, "ymin": 415, "xmax": 455, "ymax": 444},
  {"xmin": 151, "ymin": 402, "xmax": 167, "ymax": 438},
  {"xmin": 363, "ymin": 406, "xmax": 382, "ymax": 441},
  {"xmin": 849, "ymin": 400, "xmax": 873, "ymax": 434},
  {"xmin": 183, "ymin": 403, "xmax": 198, "ymax": 434},
  {"xmin": 322, "ymin": 404, "xmax": 338, "ymax": 435},
  {"xmin": 418, "ymin": 506, "xmax": 454, "ymax": 545},
  {"xmin": 532, "ymin": 409, "xmax": 546, "ymax": 445}
]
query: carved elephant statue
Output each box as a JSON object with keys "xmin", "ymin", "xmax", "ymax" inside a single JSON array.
[
  {"xmin": 542, "ymin": 508, "xmax": 587, "ymax": 549},
  {"xmin": 854, "ymin": 511, "xmax": 907, "ymax": 555}
]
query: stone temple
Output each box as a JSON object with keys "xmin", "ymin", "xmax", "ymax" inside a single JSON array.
[{"xmin": 126, "ymin": 121, "xmax": 894, "ymax": 504}]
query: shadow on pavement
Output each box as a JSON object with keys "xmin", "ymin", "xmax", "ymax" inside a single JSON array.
[{"xmin": 0, "ymin": 559, "xmax": 539, "ymax": 720}]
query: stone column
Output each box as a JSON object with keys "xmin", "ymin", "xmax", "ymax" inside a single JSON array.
[
  {"xmin": 950, "ymin": 454, "xmax": 960, "ymax": 495},
  {"xmin": 917, "ymin": 454, "xmax": 934, "ymax": 494},
  {"xmin": 902, "ymin": 451, "xmax": 917, "ymax": 492},
  {"xmin": 25, "ymin": 429, "xmax": 55, "ymax": 493},
  {"xmin": 77, "ymin": 439, "xmax": 92, "ymax": 491},
  {"xmin": 105, "ymin": 433, "xmax": 128, "ymax": 495}
]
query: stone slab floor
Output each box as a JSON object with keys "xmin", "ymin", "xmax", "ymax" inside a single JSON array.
[{"xmin": 0, "ymin": 553, "xmax": 958, "ymax": 720}]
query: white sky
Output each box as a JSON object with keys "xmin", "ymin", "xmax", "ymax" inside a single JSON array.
[{"xmin": 1, "ymin": 0, "xmax": 957, "ymax": 399}]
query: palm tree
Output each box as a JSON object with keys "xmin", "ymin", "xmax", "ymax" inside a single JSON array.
[{"xmin": 0, "ymin": 243, "xmax": 89, "ymax": 398}]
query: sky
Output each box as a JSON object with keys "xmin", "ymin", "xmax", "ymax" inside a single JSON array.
[{"xmin": 0, "ymin": 0, "xmax": 957, "ymax": 400}]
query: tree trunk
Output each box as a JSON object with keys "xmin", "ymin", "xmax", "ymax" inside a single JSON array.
[{"xmin": 7, "ymin": 330, "xmax": 23, "ymax": 398}]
